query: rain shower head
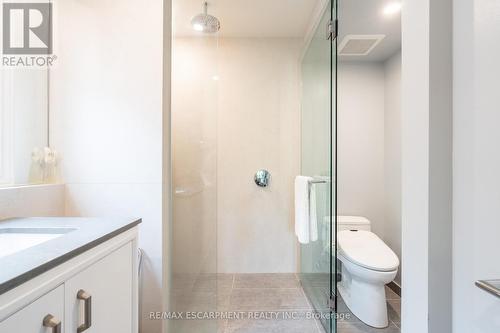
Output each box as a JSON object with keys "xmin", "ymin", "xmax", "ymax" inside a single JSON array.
[{"xmin": 191, "ymin": 2, "xmax": 220, "ymax": 33}]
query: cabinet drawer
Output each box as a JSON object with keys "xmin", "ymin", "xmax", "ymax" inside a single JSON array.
[{"xmin": 0, "ymin": 285, "xmax": 64, "ymax": 333}]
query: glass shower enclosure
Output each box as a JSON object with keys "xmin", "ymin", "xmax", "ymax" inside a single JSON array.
[
  {"xmin": 299, "ymin": 0, "xmax": 337, "ymax": 332},
  {"xmin": 170, "ymin": 0, "xmax": 337, "ymax": 332}
]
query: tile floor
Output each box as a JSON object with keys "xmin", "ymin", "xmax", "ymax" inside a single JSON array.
[
  {"xmin": 171, "ymin": 273, "xmax": 401, "ymax": 333},
  {"xmin": 218, "ymin": 273, "xmax": 323, "ymax": 333}
]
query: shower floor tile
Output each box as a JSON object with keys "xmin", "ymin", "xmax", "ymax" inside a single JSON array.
[
  {"xmin": 229, "ymin": 288, "xmax": 311, "ymax": 311},
  {"xmin": 234, "ymin": 273, "xmax": 300, "ymax": 289},
  {"xmin": 217, "ymin": 273, "xmax": 324, "ymax": 333}
]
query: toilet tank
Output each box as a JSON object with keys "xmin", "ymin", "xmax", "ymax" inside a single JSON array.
[{"xmin": 337, "ymin": 216, "xmax": 371, "ymax": 232}]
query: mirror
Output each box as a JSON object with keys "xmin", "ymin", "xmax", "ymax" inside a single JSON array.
[
  {"xmin": 0, "ymin": 63, "xmax": 50, "ymax": 185},
  {"xmin": 0, "ymin": 0, "xmax": 55, "ymax": 186}
]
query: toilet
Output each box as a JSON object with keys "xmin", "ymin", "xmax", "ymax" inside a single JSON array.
[{"xmin": 336, "ymin": 216, "xmax": 399, "ymax": 328}]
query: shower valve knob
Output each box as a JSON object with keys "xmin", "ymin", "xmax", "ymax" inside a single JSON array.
[{"xmin": 254, "ymin": 170, "xmax": 271, "ymax": 187}]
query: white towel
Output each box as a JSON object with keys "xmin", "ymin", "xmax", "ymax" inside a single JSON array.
[{"xmin": 295, "ymin": 176, "xmax": 318, "ymax": 244}]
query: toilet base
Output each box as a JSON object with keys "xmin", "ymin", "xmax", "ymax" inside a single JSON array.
[{"xmin": 338, "ymin": 257, "xmax": 397, "ymax": 328}]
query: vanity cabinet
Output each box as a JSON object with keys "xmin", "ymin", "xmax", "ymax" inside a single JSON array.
[
  {"xmin": 0, "ymin": 285, "xmax": 64, "ymax": 333},
  {"xmin": 0, "ymin": 228, "xmax": 138, "ymax": 333}
]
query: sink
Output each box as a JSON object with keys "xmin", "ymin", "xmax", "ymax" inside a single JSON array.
[{"xmin": 0, "ymin": 228, "xmax": 77, "ymax": 259}]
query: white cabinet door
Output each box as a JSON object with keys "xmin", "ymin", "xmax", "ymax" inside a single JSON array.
[
  {"xmin": 64, "ymin": 242, "xmax": 133, "ymax": 333},
  {"xmin": 0, "ymin": 285, "xmax": 64, "ymax": 333}
]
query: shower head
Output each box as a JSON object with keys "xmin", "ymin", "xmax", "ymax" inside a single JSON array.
[{"xmin": 191, "ymin": 2, "xmax": 220, "ymax": 33}]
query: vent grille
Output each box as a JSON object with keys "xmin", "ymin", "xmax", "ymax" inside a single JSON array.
[{"xmin": 338, "ymin": 35, "xmax": 385, "ymax": 56}]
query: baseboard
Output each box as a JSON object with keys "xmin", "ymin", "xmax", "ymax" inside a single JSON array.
[{"xmin": 387, "ymin": 281, "xmax": 401, "ymax": 297}]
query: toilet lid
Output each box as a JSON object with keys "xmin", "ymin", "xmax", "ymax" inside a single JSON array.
[{"xmin": 338, "ymin": 230, "xmax": 399, "ymax": 272}]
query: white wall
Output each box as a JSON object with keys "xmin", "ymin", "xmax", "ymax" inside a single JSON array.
[
  {"xmin": 401, "ymin": 2, "xmax": 430, "ymax": 331},
  {"xmin": 49, "ymin": 1, "xmax": 164, "ymax": 332},
  {"xmin": 384, "ymin": 51, "xmax": 402, "ymax": 286},
  {"xmin": 338, "ymin": 58, "xmax": 402, "ymax": 286},
  {"xmin": 172, "ymin": 38, "xmax": 302, "ymax": 273},
  {"xmin": 401, "ymin": 0, "xmax": 453, "ymax": 332},
  {"xmin": 217, "ymin": 38, "xmax": 301, "ymax": 273},
  {"xmin": 453, "ymin": 0, "xmax": 500, "ymax": 332},
  {"xmin": 428, "ymin": 1, "xmax": 453, "ymax": 332},
  {"xmin": 337, "ymin": 62, "xmax": 386, "ymax": 244}
]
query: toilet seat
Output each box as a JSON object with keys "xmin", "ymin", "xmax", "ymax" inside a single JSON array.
[{"xmin": 338, "ymin": 230, "xmax": 399, "ymax": 272}]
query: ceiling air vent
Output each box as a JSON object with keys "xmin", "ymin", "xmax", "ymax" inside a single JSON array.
[{"xmin": 338, "ymin": 35, "xmax": 385, "ymax": 56}]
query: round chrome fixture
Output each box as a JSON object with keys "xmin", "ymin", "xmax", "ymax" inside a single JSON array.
[
  {"xmin": 191, "ymin": 2, "xmax": 220, "ymax": 33},
  {"xmin": 254, "ymin": 170, "xmax": 271, "ymax": 187}
]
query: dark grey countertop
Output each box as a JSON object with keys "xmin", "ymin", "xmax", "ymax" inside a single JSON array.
[{"xmin": 0, "ymin": 217, "xmax": 141, "ymax": 295}]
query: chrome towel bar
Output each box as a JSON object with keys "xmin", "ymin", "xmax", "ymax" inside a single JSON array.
[
  {"xmin": 308, "ymin": 177, "xmax": 330, "ymax": 185},
  {"xmin": 307, "ymin": 177, "xmax": 330, "ymax": 203}
]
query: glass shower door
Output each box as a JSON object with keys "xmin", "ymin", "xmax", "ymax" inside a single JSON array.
[{"xmin": 299, "ymin": 0, "xmax": 337, "ymax": 332}]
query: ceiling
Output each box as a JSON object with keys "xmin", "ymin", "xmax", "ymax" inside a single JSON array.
[
  {"xmin": 173, "ymin": 0, "xmax": 321, "ymax": 38},
  {"xmin": 173, "ymin": 0, "xmax": 401, "ymax": 62},
  {"xmin": 338, "ymin": 0, "xmax": 401, "ymax": 62}
]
